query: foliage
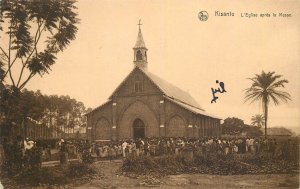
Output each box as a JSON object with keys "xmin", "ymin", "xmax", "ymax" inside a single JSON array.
[
  {"xmin": 0, "ymin": 87, "xmax": 88, "ymax": 138},
  {"xmin": 13, "ymin": 166, "xmax": 68, "ymax": 186},
  {"xmin": 0, "ymin": 86, "xmax": 44, "ymax": 136},
  {"xmin": 122, "ymin": 156, "xmax": 162, "ymax": 173},
  {"xmin": 0, "ymin": 0, "xmax": 79, "ymax": 138},
  {"xmin": 244, "ymin": 71, "xmax": 291, "ymax": 138},
  {"xmin": 66, "ymin": 163, "xmax": 97, "ymax": 178},
  {"xmin": 250, "ymin": 114, "xmax": 265, "ymax": 128},
  {"xmin": 6, "ymin": 163, "xmax": 97, "ymax": 187},
  {"xmin": 122, "ymin": 152, "xmax": 299, "ymax": 176},
  {"xmin": 0, "ymin": 0, "xmax": 79, "ymax": 89},
  {"xmin": 221, "ymin": 117, "xmax": 262, "ymax": 137},
  {"xmin": 221, "ymin": 117, "xmax": 245, "ymax": 135},
  {"xmin": 243, "ymin": 125, "xmax": 263, "ymax": 137}
]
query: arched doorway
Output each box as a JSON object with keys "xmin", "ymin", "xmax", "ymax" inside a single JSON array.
[
  {"xmin": 119, "ymin": 100, "xmax": 159, "ymax": 139},
  {"xmin": 133, "ymin": 118, "xmax": 145, "ymax": 139}
]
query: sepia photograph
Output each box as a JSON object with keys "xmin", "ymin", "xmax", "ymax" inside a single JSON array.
[{"xmin": 0, "ymin": 0, "xmax": 299, "ymax": 188}]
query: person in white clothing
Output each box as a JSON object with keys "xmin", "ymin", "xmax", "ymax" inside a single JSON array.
[{"xmin": 122, "ymin": 140, "xmax": 128, "ymax": 158}]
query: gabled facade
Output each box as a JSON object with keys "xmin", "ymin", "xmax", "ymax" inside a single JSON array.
[{"xmin": 86, "ymin": 24, "xmax": 221, "ymax": 140}]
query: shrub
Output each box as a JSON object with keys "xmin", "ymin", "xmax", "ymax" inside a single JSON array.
[
  {"xmin": 67, "ymin": 163, "xmax": 97, "ymax": 178},
  {"xmin": 10, "ymin": 163, "xmax": 97, "ymax": 187},
  {"xmin": 122, "ymin": 153, "xmax": 299, "ymax": 176}
]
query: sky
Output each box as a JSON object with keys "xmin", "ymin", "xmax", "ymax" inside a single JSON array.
[{"xmin": 2, "ymin": 0, "xmax": 300, "ymax": 133}]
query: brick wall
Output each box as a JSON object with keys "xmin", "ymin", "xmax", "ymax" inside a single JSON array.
[{"xmin": 87, "ymin": 68, "xmax": 221, "ymax": 140}]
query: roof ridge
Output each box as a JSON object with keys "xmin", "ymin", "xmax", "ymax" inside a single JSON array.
[
  {"xmin": 164, "ymin": 96, "xmax": 221, "ymax": 119},
  {"xmin": 140, "ymin": 68, "xmax": 204, "ymax": 110},
  {"xmin": 165, "ymin": 96, "xmax": 205, "ymax": 111}
]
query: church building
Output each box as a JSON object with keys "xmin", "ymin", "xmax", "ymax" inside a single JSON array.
[{"xmin": 86, "ymin": 23, "xmax": 221, "ymax": 140}]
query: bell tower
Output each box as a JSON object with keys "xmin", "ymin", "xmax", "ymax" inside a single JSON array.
[{"xmin": 133, "ymin": 19, "xmax": 148, "ymax": 69}]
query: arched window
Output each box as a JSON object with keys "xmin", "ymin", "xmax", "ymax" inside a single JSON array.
[
  {"xmin": 95, "ymin": 118, "xmax": 111, "ymax": 140},
  {"xmin": 167, "ymin": 115, "xmax": 186, "ymax": 137},
  {"xmin": 136, "ymin": 50, "xmax": 143, "ymax": 61},
  {"xmin": 134, "ymin": 76, "xmax": 143, "ymax": 93},
  {"xmin": 134, "ymin": 81, "xmax": 143, "ymax": 92}
]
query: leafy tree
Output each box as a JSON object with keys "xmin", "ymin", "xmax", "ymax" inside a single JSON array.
[
  {"xmin": 86, "ymin": 107, "xmax": 93, "ymax": 114},
  {"xmin": 243, "ymin": 125, "xmax": 263, "ymax": 137},
  {"xmin": 0, "ymin": 0, "xmax": 79, "ymax": 89},
  {"xmin": 221, "ymin": 117, "xmax": 245, "ymax": 135},
  {"xmin": 68, "ymin": 101, "xmax": 86, "ymax": 134},
  {"xmin": 0, "ymin": 88, "xmax": 88, "ymax": 139},
  {"xmin": 0, "ymin": 85, "xmax": 22, "ymax": 136},
  {"xmin": 250, "ymin": 114, "xmax": 265, "ymax": 128},
  {"xmin": 40, "ymin": 94, "xmax": 58, "ymax": 137},
  {"xmin": 0, "ymin": 87, "xmax": 44, "ymax": 137},
  {"xmin": 0, "ymin": 0, "xmax": 79, "ymax": 138},
  {"xmin": 244, "ymin": 71, "xmax": 291, "ymax": 138},
  {"xmin": 221, "ymin": 117, "xmax": 262, "ymax": 137}
]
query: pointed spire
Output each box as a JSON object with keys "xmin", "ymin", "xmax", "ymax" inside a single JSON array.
[
  {"xmin": 134, "ymin": 19, "xmax": 146, "ymax": 49},
  {"xmin": 133, "ymin": 20, "xmax": 148, "ymax": 69}
]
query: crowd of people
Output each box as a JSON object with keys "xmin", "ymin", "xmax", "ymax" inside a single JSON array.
[
  {"xmin": 0, "ymin": 137, "xmax": 95, "ymax": 172},
  {"xmin": 90, "ymin": 137, "xmax": 298, "ymax": 162},
  {"xmin": 0, "ymin": 135, "xmax": 298, "ymax": 172}
]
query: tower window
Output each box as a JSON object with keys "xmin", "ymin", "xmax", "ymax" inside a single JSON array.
[
  {"xmin": 134, "ymin": 81, "xmax": 143, "ymax": 92},
  {"xmin": 136, "ymin": 50, "xmax": 143, "ymax": 61}
]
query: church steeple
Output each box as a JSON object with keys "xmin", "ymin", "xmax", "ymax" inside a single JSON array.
[{"xmin": 133, "ymin": 19, "xmax": 148, "ymax": 69}]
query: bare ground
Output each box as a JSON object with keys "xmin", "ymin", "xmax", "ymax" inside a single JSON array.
[
  {"xmin": 1, "ymin": 160, "xmax": 298, "ymax": 189},
  {"xmin": 72, "ymin": 160, "xmax": 299, "ymax": 189}
]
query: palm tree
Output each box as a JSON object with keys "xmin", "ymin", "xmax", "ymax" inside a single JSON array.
[
  {"xmin": 250, "ymin": 114, "xmax": 265, "ymax": 128},
  {"xmin": 244, "ymin": 71, "xmax": 291, "ymax": 138}
]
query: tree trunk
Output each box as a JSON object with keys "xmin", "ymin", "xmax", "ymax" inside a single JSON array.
[
  {"xmin": 24, "ymin": 118, "xmax": 28, "ymax": 139},
  {"xmin": 264, "ymin": 101, "xmax": 268, "ymax": 139}
]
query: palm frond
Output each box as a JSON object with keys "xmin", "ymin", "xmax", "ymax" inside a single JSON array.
[
  {"xmin": 269, "ymin": 79, "xmax": 289, "ymax": 89},
  {"xmin": 244, "ymin": 71, "xmax": 291, "ymax": 106},
  {"xmin": 269, "ymin": 90, "xmax": 291, "ymax": 105},
  {"xmin": 244, "ymin": 91, "xmax": 263, "ymax": 104},
  {"xmin": 250, "ymin": 114, "xmax": 265, "ymax": 127}
]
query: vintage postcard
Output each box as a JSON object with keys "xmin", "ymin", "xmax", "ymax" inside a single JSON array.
[{"xmin": 0, "ymin": 0, "xmax": 299, "ymax": 188}]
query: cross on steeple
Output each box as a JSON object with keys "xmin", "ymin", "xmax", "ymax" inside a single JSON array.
[
  {"xmin": 133, "ymin": 20, "xmax": 147, "ymax": 69},
  {"xmin": 138, "ymin": 19, "xmax": 142, "ymax": 29}
]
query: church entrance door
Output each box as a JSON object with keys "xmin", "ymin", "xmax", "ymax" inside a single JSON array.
[{"xmin": 133, "ymin": 118, "xmax": 145, "ymax": 139}]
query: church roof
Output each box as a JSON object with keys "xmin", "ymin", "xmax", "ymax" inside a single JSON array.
[
  {"xmin": 142, "ymin": 69, "xmax": 204, "ymax": 111},
  {"xmin": 164, "ymin": 96, "xmax": 221, "ymax": 119},
  {"xmin": 134, "ymin": 28, "xmax": 146, "ymax": 49},
  {"xmin": 107, "ymin": 66, "xmax": 222, "ymax": 117},
  {"xmin": 89, "ymin": 67, "xmax": 220, "ymax": 119},
  {"xmin": 85, "ymin": 100, "xmax": 111, "ymax": 115}
]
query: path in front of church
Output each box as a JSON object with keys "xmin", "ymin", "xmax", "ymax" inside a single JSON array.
[
  {"xmin": 2, "ymin": 158, "xmax": 297, "ymax": 188},
  {"xmin": 71, "ymin": 160, "xmax": 298, "ymax": 189}
]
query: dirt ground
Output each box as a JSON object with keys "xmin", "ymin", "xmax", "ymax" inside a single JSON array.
[{"xmin": 71, "ymin": 160, "xmax": 299, "ymax": 189}]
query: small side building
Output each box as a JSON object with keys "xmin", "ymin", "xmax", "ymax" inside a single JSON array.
[{"xmin": 263, "ymin": 127, "xmax": 293, "ymax": 138}]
